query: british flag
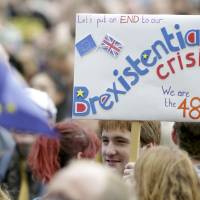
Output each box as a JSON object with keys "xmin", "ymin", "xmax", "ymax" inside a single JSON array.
[{"xmin": 100, "ymin": 34, "xmax": 123, "ymax": 57}]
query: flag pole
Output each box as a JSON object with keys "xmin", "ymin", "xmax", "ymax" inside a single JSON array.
[{"xmin": 130, "ymin": 121, "xmax": 141, "ymax": 162}]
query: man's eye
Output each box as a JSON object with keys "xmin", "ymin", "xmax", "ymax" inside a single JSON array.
[{"xmin": 116, "ymin": 140, "xmax": 127, "ymax": 145}]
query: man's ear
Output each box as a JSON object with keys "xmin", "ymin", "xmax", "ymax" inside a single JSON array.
[
  {"xmin": 77, "ymin": 152, "xmax": 83, "ymax": 159},
  {"xmin": 171, "ymin": 129, "xmax": 178, "ymax": 145}
]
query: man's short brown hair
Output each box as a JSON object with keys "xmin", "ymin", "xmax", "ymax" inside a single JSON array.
[
  {"xmin": 173, "ymin": 122, "xmax": 200, "ymax": 160},
  {"xmin": 99, "ymin": 120, "xmax": 161, "ymax": 146}
]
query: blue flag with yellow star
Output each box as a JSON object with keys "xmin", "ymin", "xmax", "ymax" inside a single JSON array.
[{"xmin": 0, "ymin": 60, "xmax": 55, "ymax": 136}]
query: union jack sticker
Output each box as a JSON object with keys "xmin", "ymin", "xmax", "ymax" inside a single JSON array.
[{"xmin": 100, "ymin": 34, "xmax": 123, "ymax": 58}]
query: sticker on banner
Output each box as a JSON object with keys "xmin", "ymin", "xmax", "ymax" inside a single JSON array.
[
  {"xmin": 76, "ymin": 34, "xmax": 97, "ymax": 57},
  {"xmin": 100, "ymin": 34, "xmax": 123, "ymax": 57},
  {"xmin": 73, "ymin": 86, "xmax": 90, "ymax": 116}
]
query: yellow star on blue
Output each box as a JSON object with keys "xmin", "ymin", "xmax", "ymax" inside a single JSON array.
[
  {"xmin": 143, "ymin": 53, "xmax": 148, "ymax": 59},
  {"xmin": 6, "ymin": 103, "xmax": 16, "ymax": 113},
  {"xmin": 0, "ymin": 104, "xmax": 2, "ymax": 114},
  {"xmin": 77, "ymin": 89, "xmax": 84, "ymax": 97}
]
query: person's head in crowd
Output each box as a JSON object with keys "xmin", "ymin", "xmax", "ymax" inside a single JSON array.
[
  {"xmin": 172, "ymin": 122, "xmax": 200, "ymax": 161},
  {"xmin": 134, "ymin": 146, "xmax": 200, "ymax": 200},
  {"xmin": 99, "ymin": 120, "xmax": 160, "ymax": 174},
  {"xmin": 28, "ymin": 121, "xmax": 100, "ymax": 183},
  {"xmin": 30, "ymin": 71, "xmax": 70, "ymax": 120},
  {"xmin": 12, "ymin": 132, "xmax": 36, "ymax": 160},
  {"xmin": 30, "ymin": 72, "xmax": 63, "ymax": 106},
  {"xmin": 65, "ymin": 119, "xmax": 101, "ymax": 165},
  {"xmin": 12, "ymin": 88, "xmax": 57, "ymax": 159},
  {"xmin": 67, "ymin": 119, "xmax": 101, "ymax": 159},
  {"xmin": 172, "ymin": 122, "xmax": 200, "ymax": 176},
  {"xmin": 43, "ymin": 160, "xmax": 130, "ymax": 200},
  {"xmin": 169, "ymin": 0, "xmax": 197, "ymax": 14},
  {"xmin": 46, "ymin": 44, "xmax": 73, "ymax": 81},
  {"xmin": 16, "ymin": 44, "xmax": 39, "ymax": 82},
  {"xmin": 148, "ymin": 0, "xmax": 171, "ymax": 13}
]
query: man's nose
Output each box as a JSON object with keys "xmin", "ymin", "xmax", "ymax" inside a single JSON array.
[{"xmin": 106, "ymin": 142, "xmax": 116, "ymax": 155}]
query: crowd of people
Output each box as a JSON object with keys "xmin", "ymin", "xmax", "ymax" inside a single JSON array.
[
  {"xmin": 0, "ymin": 0, "xmax": 200, "ymax": 200},
  {"xmin": 1, "ymin": 118, "xmax": 199, "ymax": 200}
]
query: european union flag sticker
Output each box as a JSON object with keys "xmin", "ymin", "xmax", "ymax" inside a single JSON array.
[{"xmin": 76, "ymin": 34, "xmax": 96, "ymax": 57}]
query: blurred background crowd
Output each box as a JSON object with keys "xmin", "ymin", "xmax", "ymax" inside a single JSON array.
[
  {"xmin": 0, "ymin": 1, "xmax": 200, "ymax": 200},
  {"xmin": 0, "ymin": 0, "xmax": 199, "ymax": 122}
]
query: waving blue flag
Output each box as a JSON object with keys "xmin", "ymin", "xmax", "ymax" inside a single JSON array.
[{"xmin": 0, "ymin": 60, "xmax": 55, "ymax": 136}]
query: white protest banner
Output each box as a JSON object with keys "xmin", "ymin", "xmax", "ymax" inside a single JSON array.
[{"xmin": 73, "ymin": 14, "xmax": 200, "ymax": 121}]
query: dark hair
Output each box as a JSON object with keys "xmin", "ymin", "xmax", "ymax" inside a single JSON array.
[
  {"xmin": 28, "ymin": 121, "xmax": 89, "ymax": 183},
  {"xmin": 173, "ymin": 122, "xmax": 200, "ymax": 160}
]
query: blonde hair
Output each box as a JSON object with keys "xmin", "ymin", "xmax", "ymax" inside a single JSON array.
[
  {"xmin": 134, "ymin": 146, "xmax": 200, "ymax": 200},
  {"xmin": 45, "ymin": 160, "xmax": 130, "ymax": 200},
  {"xmin": 99, "ymin": 120, "xmax": 161, "ymax": 146}
]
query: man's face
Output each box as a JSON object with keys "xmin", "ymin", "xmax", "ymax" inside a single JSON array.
[{"xmin": 101, "ymin": 129, "xmax": 131, "ymax": 174}]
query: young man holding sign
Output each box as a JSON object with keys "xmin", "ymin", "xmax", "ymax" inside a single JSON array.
[{"xmin": 99, "ymin": 120, "xmax": 161, "ymax": 174}]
